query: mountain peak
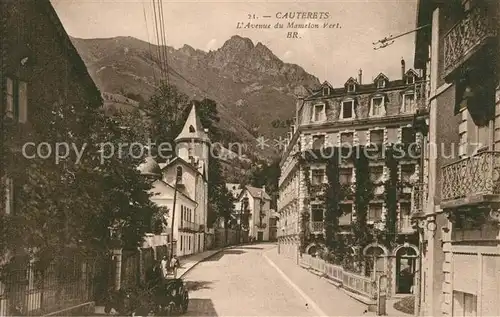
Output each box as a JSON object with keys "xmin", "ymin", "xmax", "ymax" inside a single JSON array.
[{"xmin": 222, "ymin": 35, "xmax": 254, "ymax": 51}]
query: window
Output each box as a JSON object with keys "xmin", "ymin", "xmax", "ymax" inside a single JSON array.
[
  {"xmin": 347, "ymin": 84, "xmax": 355, "ymax": 93},
  {"xmin": 180, "ymin": 235, "xmax": 183, "ymax": 250},
  {"xmin": 312, "ymin": 135, "xmax": 325, "ymax": 150},
  {"xmin": 400, "ymin": 203, "xmax": 411, "ymax": 219},
  {"xmin": 311, "ymin": 169, "xmax": 325, "ymax": 185},
  {"xmin": 370, "ymin": 130, "xmax": 384, "ymax": 145},
  {"xmin": 340, "ymin": 168, "xmax": 352, "ymax": 184},
  {"xmin": 189, "ymin": 125, "xmax": 195, "ymax": 133},
  {"xmin": 406, "ymin": 76, "xmax": 415, "ymax": 85},
  {"xmin": 339, "ymin": 204, "xmax": 352, "ymax": 225},
  {"xmin": 401, "ymin": 127, "xmax": 416, "ymax": 144},
  {"xmin": 370, "ymin": 97, "xmax": 384, "ymax": 116},
  {"xmin": 323, "ymin": 87, "xmax": 330, "ymax": 96},
  {"xmin": 401, "ymin": 164, "xmax": 416, "ymax": 182},
  {"xmin": 369, "ymin": 166, "xmax": 384, "ymax": 183},
  {"xmin": 402, "ymin": 94, "xmax": 415, "ymax": 113},
  {"xmin": 311, "ymin": 204, "xmax": 323, "ymax": 221},
  {"xmin": 312, "ymin": 104, "xmax": 326, "ymax": 122},
  {"xmin": 5, "ymin": 77, "xmax": 28, "ymax": 123},
  {"xmin": 368, "ymin": 204, "xmax": 382, "ymax": 222},
  {"xmin": 377, "ymin": 80, "xmax": 386, "ymax": 89},
  {"xmin": 340, "ymin": 132, "xmax": 353, "ymax": 146},
  {"xmin": 341, "ymin": 100, "xmax": 355, "ymax": 119}
]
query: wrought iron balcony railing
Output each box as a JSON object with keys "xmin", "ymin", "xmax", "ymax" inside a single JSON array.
[
  {"xmin": 443, "ymin": 5, "xmax": 497, "ymax": 78},
  {"xmin": 441, "ymin": 151, "xmax": 500, "ymax": 206},
  {"xmin": 309, "ymin": 221, "xmax": 324, "ymax": 233},
  {"xmin": 180, "ymin": 220, "xmax": 198, "ymax": 232},
  {"xmin": 411, "ymin": 182, "xmax": 425, "ymax": 214}
]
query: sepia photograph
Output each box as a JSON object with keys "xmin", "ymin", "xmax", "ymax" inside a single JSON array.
[{"xmin": 1, "ymin": 0, "xmax": 499, "ymax": 316}]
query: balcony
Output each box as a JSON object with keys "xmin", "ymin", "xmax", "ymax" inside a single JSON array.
[
  {"xmin": 179, "ymin": 220, "xmax": 198, "ymax": 232},
  {"xmin": 443, "ymin": 5, "xmax": 497, "ymax": 79},
  {"xmin": 441, "ymin": 151, "xmax": 500, "ymax": 209},
  {"xmin": 309, "ymin": 221, "xmax": 324, "ymax": 234},
  {"xmin": 411, "ymin": 183, "xmax": 425, "ymax": 215}
]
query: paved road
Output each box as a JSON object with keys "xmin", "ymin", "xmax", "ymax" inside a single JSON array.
[{"xmin": 183, "ymin": 243, "xmax": 369, "ymax": 316}]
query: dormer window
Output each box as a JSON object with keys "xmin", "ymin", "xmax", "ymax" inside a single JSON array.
[
  {"xmin": 340, "ymin": 100, "xmax": 355, "ymax": 120},
  {"xmin": 189, "ymin": 125, "xmax": 195, "ymax": 133},
  {"xmin": 377, "ymin": 80, "xmax": 386, "ymax": 89},
  {"xmin": 370, "ymin": 97, "xmax": 385, "ymax": 117},
  {"xmin": 311, "ymin": 104, "xmax": 326, "ymax": 122},
  {"xmin": 323, "ymin": 87, "xmax": 330, "ymax": 96},
  {"xmin": 347, "ymin": 84, "xmax": 356, "ymax": 93},
  {"xmin": 406, "ymin": 76, "xmax": 415, "ymax": 85}
]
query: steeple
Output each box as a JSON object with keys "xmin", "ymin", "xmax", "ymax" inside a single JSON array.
[{"xmin": 175, "ymin": 104, "xmax": 210, "ymax": 144}]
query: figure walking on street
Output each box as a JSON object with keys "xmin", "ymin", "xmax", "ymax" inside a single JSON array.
[
  {"xmin": 170, "ymin": 255, "xmax": 179, "ymax": 278},
  {"xmin": 161, "ymin": 255, "xmax": 169, "ymax": 279}
]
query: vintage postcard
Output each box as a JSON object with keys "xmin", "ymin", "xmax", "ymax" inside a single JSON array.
[{"xmin": 1, "ymin": 0, "xmax": 499, "ymax": 316}]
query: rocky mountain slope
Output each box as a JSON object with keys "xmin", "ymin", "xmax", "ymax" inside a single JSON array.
[{"xmin": 71, "ymin": 35, "xmax": 320, "ymax": 160}]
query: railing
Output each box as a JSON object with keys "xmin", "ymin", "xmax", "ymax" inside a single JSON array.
[
  {"xmin": 441, "ymin": 151, "xmax": 500, "ymax": 202},
  {"xmin": 443, "ymin": 5, "xmax": 497, "ymax": 77},
  {"xmin": 180, "ymin": 220, "xmax": 198, "ymax": 232},
  {"xmin": 411, "ymin": 182, "xmax": 425, "ymax": 214},
  {"xmin": 309, "ymin": 221, "xmax": 324, "ymax": 233},
  {"xmin": 299, "ymin": 254, "xmax": 376, "ymax": 299},
  {"xmin": 0, "ymin": 255, "xmax": 95, "ymax": 316}
]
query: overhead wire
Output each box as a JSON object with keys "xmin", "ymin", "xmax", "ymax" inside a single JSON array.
[
  {"xmin": 142, "ymin": 2, "xmax": 157, "ymax": 86},
  {"xmin": 151, "ymin": 0, "xmax": 165, "ymax": 80},
  {"xmin": 158, "ymin": 0, "xmax": 170, "ymax": 85}
]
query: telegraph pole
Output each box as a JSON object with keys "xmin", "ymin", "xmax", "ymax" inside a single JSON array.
[{"xmin": 170, "ymin": 167, "xmax": 182, "ymax": 261}]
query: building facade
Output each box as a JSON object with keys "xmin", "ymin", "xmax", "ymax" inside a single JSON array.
[
  {"xmin": 413, "ymin": 0, "xmax": 500, "ymax": 316},
  {"xmin": 139, "ymin": 104, "xmax": 210, "ymax": 257},
  {"xmin": 237, "ymin": 186, "xmax": 271, "ymax": 241},
  {"xmin": 278, "ymin": 62, "xmax": 428, "ymax": 297}
]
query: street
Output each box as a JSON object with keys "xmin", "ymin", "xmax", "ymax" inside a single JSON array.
[{"xmin": 183, "ymin": 243, "xmax": 369, "ymax": 316}]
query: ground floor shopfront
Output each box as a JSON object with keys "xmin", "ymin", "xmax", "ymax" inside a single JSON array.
[{"xmin": 417, "ymin": 209, "xmax": 500, "ymax": 316}]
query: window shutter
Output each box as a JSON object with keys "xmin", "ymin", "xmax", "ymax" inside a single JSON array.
[
  {"xmin": 18, "ymin": 81, "xmax": 28, "ymax": 123},
  {"xmin": 453, "ymin": 253, "xmax": 478, "ymax": 294}
]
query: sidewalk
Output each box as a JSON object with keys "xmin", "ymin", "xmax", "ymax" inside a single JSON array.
[
  {"xmin": 266, "ymin": 248, "xmax": 413, "ymax": 317},
  {"xmin": 264, "ymin": 247, "xmax": 371, "ymax": 316},
  {"xmin": 94, "ymin": 246, "xmax": 229, "ymax": 315}
]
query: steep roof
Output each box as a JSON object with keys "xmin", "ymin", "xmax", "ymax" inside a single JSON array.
[
  {"xmin": 162, "ymin": 156, "xmax": 206, "ymax": 181},
  {"xmin": 239, "ymin": 186, "xmax": 271, "ymax": 201},
  {"xmin": 175, "ymin": 104, "xmax": 210, "ymax": 143}
]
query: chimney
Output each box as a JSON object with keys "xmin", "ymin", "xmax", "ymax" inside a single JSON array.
[
  {"xmin": 401, "ymin": 58, "xmax": 406, "ymax": 79},
  {"xmin": 358, "ymin": 69, "xmax": 362, "ymax": 84},
  {"xmin": 262, "ymin": 185, "xmax": 266, "ymax": 193}
]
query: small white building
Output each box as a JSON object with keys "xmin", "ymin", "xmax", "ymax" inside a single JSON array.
[
  {"xmin": 237, "ymin": 186, "xmax": 271, "ymax": 241},
  {"xmin": 138, "ymin": 104, "xmax": 210, "ymax": 257}
]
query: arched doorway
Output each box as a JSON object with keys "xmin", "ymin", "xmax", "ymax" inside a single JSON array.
[
  {"xmin": 363, "ymin": 245, "xmax": 387, "ymax": 279},
  {"xmin": 395, "ymin": 246, "xmax": 418, "ymax": 294}
]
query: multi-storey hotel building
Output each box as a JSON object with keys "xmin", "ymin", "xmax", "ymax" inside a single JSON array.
[{"xmin": 277, "ymin": 61, "xmax": 429, "ymax": 297}]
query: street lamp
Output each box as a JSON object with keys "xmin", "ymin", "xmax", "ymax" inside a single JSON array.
[{"xmin": 170, "ymin": 166, "xmax": 182, "ymax": 261}]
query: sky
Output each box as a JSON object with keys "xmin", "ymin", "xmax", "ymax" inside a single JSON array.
[{"xmin": 51, "ymin": 0, "xmax": 418, "ymax": 87}]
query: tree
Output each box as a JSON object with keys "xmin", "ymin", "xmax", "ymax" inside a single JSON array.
[
  {"xmin": 249, "ymin": 158, "xmax": 280, "ymax": 210},
  {"xmin": 143, "ymin": 84, "xmax": 189, "ymax": 160},
  {"xmin": 0, "ymin": 93, "xmax": 160, "ymax": 264}
]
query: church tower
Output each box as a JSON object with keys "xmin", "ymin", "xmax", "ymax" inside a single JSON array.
[{"xmin": 175, "ymin": 104, "xmax": 211, "ymax": 178}]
